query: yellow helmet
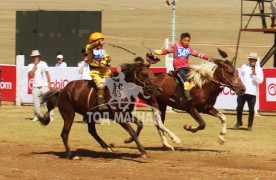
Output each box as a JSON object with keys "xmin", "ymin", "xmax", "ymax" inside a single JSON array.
[{"xmin": 89, "ymin": 32, "xmax": 104, "ymax": 43}]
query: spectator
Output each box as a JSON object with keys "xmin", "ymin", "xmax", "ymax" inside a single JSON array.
[
  {"xmin": 78, "ymin": 49, "xmax": 92, "ymax": 80},
  {"xmin": 233, "ymin": 52, "xmax": 264, "ymax": 131},
  {"xmin": 55, "ymin": 54, "xmax": 67, "ymax": 67},
  {"xmin": 78, "ymin": 49, "xmax": 92, "ymax": 124},
  {"xmin": 28, "ymin": 50, "xmax": 54, "ymax": 121}
]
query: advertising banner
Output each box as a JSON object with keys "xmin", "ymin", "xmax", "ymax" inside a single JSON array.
[
  {"xmin": 259, "ymin": 69, "xmax": 276, "ymax": 110},
  {"xmin": 20, "ymin": 67, "xmax": 79, "ymax": 103},
  {"xmin": 12, "ymin": 65, "xmax": 276, "ymax": 111},
  {"xmin": 0, "ymin": 65, "xmax": 16, "ymax": 102}
]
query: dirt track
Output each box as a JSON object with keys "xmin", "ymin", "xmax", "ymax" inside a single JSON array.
[
  {"xmin": 0, "ymin": 0, "xmax": 275, "ymax": 67},
  {"xmin": 0, "ymin": 105, "xmax": 275, "ymax": 179},
  {"xmin": 0, "ymin": 143, "xmax": 275, "ymax": 180},
  {"xmin": 1, "ymin": 1, "xmax": 276, "ymax": 179}
]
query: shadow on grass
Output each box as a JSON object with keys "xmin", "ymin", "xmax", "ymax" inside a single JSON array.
[
  {"xmin": 228, "ymin": 127, "xmax": 249, "ymax": 131},
  {"xmin": 33, "ymin": 148, "xmax": 147, "ymax": 163}
]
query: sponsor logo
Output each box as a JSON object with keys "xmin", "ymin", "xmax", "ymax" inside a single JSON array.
[
  {"xmin": 266, "ymin": 78, "xmax": 276, "ymax": 102},
  {"xmin": 268, "ymin": 83, "xmax": 276, "ymax": 96},
  {"xmin": 27, "ymin": 77, "xmax": 69, "ymax": 94},
  {"xmin": 220, "ymin": 87, "xmax": 236, "ymax": 95},
  {"xmin": 0, "ymin": 81, "xmax": 12, "ymax": 90},
  {"xmin": 86, "ymin": 70, "xmax": 160, "ymax": 124},
  {"xmin": 50, "ymin": 79, "xmax": 69, "ymax": 89}
]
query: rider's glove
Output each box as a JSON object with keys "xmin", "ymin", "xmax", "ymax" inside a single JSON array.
[{"xmin": 153, "ymin": 50, "xmax": 163, "ymax": 55}]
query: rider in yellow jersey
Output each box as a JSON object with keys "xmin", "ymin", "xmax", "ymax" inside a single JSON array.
[{"xmin": 85, "ymin": 32, "xmax": 111, "ymax": 110}]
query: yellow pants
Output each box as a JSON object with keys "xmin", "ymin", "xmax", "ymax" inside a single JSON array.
[{"xmin": 90, "ymin": 68, "xmax": 112, "ymax": 88}]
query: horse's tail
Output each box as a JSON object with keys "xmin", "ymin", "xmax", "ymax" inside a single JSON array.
[
  {"xmin": 217, "ymin": 48, "xmax": 228, "ymax": 58},
  {"xmin": 37, "ymin": 88, "xmax": 61, "ymax": 126}
]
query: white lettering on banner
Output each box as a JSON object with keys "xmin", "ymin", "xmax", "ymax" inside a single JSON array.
[
  {"xmin": 50, "ymin": 79, "xmax": 69, "ymax": 89},
  {"xmin": 28, "ymin": 79, "xmax": 69, "ymax": 90},
  {"xmin": 266, "ymin": 78, "xmax": 276, "ymax": 102},
  {"xmin": 0, "ymin": 81, "xmax": 12, "ymax": 89}
]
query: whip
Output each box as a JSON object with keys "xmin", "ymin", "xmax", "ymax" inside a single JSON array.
[{"xmin": 106, "ymin": 42, "xmax": 136, "ymax": 55}]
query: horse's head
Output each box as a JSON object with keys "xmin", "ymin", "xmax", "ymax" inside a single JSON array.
[
  {"xmin": 120, "ymin": 59, "xmax": 161, "ymax": 96},
  {"xmin": 213, "ymin": 59, "xmax": 246, "ymax": 95}
]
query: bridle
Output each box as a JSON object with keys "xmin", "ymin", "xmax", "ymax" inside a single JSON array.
[
  {"xmin": 133, "ymin": 68, "xmax": 160, "ymax": 95},
  {"xmin": 210, "ymin": 67, "xmax": 240, "ymax": 91}
]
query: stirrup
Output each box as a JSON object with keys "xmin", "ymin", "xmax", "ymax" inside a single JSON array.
[{"xmin": 186, "ymin": 97, "xmax": 193, "ymax": 103}]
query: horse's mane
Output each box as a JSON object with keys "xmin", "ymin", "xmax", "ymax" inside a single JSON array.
[
  {"xmin": 187, "ymin": 60, "xmax": 219, "ymax": 89},
  {"xmin": 120, "ymin": 61, "xmax": 148, "ymax": 78}
]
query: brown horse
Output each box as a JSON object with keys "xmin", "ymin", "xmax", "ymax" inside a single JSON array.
[
  {"xmin": 125, "ymin": 57, "xmax": 246, "ymax": 149},
  {"xmin": 36, "ymin": 61, "xmax": 162, "ymax": 159}
]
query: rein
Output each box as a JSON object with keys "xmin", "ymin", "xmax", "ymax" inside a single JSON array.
[
  {"xmin": 209, "ymin": 67, "xmax": 239, "ymax": 91},
  {"xmin": 133, "ymin": 69, "xmax": 158, "ymax": 93}
]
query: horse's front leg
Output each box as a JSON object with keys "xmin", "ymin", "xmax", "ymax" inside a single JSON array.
[
  {"xmin": 152, "ymin": 108, "xmax": 181, "ymax": 145},
  {"xmin": 184, "ymin": 107, "xmax": 206, "ymax": 133},
  {"xmin": 124, "ymin": 114, "xmax": 143, "ymax": 144},
  {"xmin": 118, "ymin": 121, "xmax": 147, "ymax": 158},
  {"xmin": 87, "ymin": 121, "xmax": 113, "ymax": 152},
  {"xmin": 206, "ymin": 107, "xmax": 226, "ymax": 145}
]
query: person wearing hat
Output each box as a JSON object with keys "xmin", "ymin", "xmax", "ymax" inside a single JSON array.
[
  {"xmin": 28, "ymin": 50, "xmax": 54, "ymax": 121},
  {"xmin": 233, "ymin": 52, "xmax": 264, "ymax": 131},
  {"xmin": 85, "ymin": 32, "xmax": 111, "ymax": 110},
  {"xmin": 55, "ymin": 54, "xmax": 67, "ymax": 68}
]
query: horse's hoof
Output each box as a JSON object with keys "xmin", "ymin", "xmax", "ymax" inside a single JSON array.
[
  {"xmin": 173, "ymin": 137, "xmax": 181, "ymax": 144},
  {"xmin": 124, "ymin": 138, "xmax": 133, "ymax": 144},
  {"xmin": 218, "ymin": 135, "xmax": 225, "ymax": 145},
  {"xmin": 141, "ymin": 153, "xmax": 147, "ymax": 158},
  {"xmin": 183, "ymin": 125, "xmax": 197, "ymax": 133},
  {"xmin": 72, "ymin": 156, "xmax": 81, "ymax": 160},
  {"xmin": 183, "ymin": 124, "xmax": 190, "ymax": 131},
  {"xmin": 163, "ymin": 144, "xmax": 175, "ymax": 151},
  {"xmin": 105, "ymin": 147, "xmax": 113, "ymax": 153}
]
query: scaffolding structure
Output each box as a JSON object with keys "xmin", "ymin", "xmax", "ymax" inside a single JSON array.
[
  {"xmin": 0, "ymin": 68, "xmax": 2, "ymax": 107},
  {"xmin": 235, "ymin": 0, "xmax": 276, "ymax": 67}
]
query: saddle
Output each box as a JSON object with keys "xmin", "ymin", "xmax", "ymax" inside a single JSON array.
[
  {"xmin": 86, "ymin": 79, "xmax": 98, "ymax": 90},
  {"xmin": 168, "ymin": 70, "xmax": 187, "ymax": 108},
  {"xmin": 168, "ymin": 70, "xmax": 181, "ymax": 84}
]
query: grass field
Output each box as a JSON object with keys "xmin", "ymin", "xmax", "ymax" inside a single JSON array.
[
  {"xmin": 1, "ymin": 1, "xmax": 276, "ymax": 179},
  {"xmin": 1, "ymin": 0, "xmax": 276, "ymax": 67},
  {"xmin": 0, "ymin": 105, "xmax": 275, "ymax": 179}
]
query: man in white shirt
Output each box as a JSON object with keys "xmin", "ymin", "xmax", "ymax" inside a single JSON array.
[
  {"xmin": 77, "ymin": 49, "xmax": 92, "ymax": 124},
  {"xmin": 55, "ymin": 54, "xmax": 67, "ymax": 67},
  {"xmin": 28, "ymin": 50, "xmax": 54, "ymax": 121},
  {"xmin": 234, "ymin": 52, "xmax": 264, "ymax": 131},
  {"xmin": 78, "ymin": 49, "xmax": 92, "ymax": 80}
]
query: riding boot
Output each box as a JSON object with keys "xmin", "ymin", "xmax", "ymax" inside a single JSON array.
[
  {"xmin": 97, "ymin": 89, "xmax": 108, "ymax": 110},
  {"xmin": 184, "ymin": 89, "xmax": 193, "ymax": 103}
]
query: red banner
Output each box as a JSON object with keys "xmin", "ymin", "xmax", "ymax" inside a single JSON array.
[
  {"xmin": 259, "ymin": 69, "xmax": 276, "ymax": 110},
  {"xmin": 0, "ymin": 65, "xmax": 16, "ymax": 102}
]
